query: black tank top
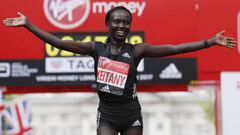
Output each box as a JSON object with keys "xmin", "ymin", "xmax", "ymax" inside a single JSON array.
[{"xmin": 93, "ymin": 42, "xmax": 139, "ymax": 104}]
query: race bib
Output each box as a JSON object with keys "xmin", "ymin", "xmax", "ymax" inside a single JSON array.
[{"xmin": 97, "ymin": 56, "xmax": 130, "ymax": 94}]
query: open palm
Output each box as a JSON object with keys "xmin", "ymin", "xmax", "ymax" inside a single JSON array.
[
  {"xmin": 3, "ymin": 12, "xmax": 27, "ymax": 27},
  {"xmin": 215, "ymin": 31, "xmax": 236, "ymax": 48}
]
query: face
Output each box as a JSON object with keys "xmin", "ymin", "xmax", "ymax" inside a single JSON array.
[{"xmin": 107, "ymin": 9, "xmax": 132, "ymax": 42}]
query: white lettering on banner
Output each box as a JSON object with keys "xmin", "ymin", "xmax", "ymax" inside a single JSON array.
[
  {"xmin": 49, "ymin": 0, "xmax": 85, "ymax": 21},
  {"xmin": 78, "ymin": 75, "xmax": 95, "ymax": 81},
  {"xmin": 57, "ymin": 75, "xmax": 78, "ymax": 81},
  {"xmin": 11, "ymin": 63, "xmax": 38, "ymax": 77},
  {"xmin": 92, "ymin": 1, "xmax": 146, "ymax": 16},
  {"xmin": 36, "ymin": 75, "xmax": 95, "ymax": 82},
  {"xmin": 0, "ymin": 63, "xmax": 10, "ymax": 77},
  {"xmin": 45, "ymin": 57, "xmax": 94, "ymax": 73},
  {"xmin": 44, "ymin": 0, "xmax": 146, "ymax": 29},
  {"xmin": 44, "ymin": 0, "xmax": 91, "ymax": 29},
  {"xmin": 97, "ymin": 57, "xmax": 130, "ymax": 88},
  {"xmin": 137, "ymin": 74, "xmax": 153, "ymax": 81},
  {"xmin": 36, "ymin": 75, "xmax": 57, "ymax": 82}
]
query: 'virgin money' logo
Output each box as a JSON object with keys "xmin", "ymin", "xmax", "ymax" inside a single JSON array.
[{"xmin": 44, "ymin": 0, "xmax": 90, "ymax": 29}]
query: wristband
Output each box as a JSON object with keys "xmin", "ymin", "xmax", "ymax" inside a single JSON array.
[{"xmin": 203, "ymin": 40, "xmax": 210, "ymax": 48}]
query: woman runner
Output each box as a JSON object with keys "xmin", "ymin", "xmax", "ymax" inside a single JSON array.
[{"xmin": 3, "ymin": 6, "xmax": 236, "ymax": 135}]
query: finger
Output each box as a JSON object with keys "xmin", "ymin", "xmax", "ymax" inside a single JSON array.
[
  {"xmin": 229, "ymin": 41, "xmax": 237, "ymax": 44},
  {"xmin": 3, "ymin": 18, "xmax": 11, "ymax": 21},
  {"xmin": 6, "ymin": 19, "xmax": 14, "ymax": 23},
  {"xmin": 215, "ymin": 31, "xmax": 225, "ymax": 38},
  {"xmin": 2, "ymin": 19, "xmax": 7, "ymax": 23},
  {"xmin": 2, "ymin": 21, "xmax": 9, "ymax": 25},
  {"xmin": 228, "ymin": 44, "xmax": 235, "ymax": 48},
  {"xmin": 226, "ymin": 42, "xmax": 236, "ymax": 48},
  {"xmin": 2, "ymin": 21, "xmax": 7, "ymax": 25},
  {"xmin": 223, "ymin": 45, "xmax": 232, "ymax": 48},
  {"xmin": 3, "ymin": 20, "xmax": 11, "ymax": 24},
  {"xmin": 3, "ymin": 20, "xmax": 12, "ymax": 25},
  {"xmin": 219, "ymin": 30, "xmax": 225, "ymax": 35},
  {"xmin": 4, "ymin": 23, "xmax": 13, "ymax": 26},
  {"xmin": 17, "ymin": 12, "xmax": 25, "ymax": 17},
  {"xmin": 3, "ymin": 19, "xmax": 14, "ymax": 26},
  {"xmin": 4, "ymin": 18, "xmax": 16, "ymax": 21},
  {"xmin": 231, "ymin": 43, "xmax": 236, "ymax": 47},
  {"xmin": 227, "ymin": 42, "xmax": 236, "ymax": 46},
  {"xmin": 4, "ymin": 24, "xmax": 12, "ymax": 27},
  {"xmin": 226, "ymin": 37, "xmax": 234, "ymax": 40}
]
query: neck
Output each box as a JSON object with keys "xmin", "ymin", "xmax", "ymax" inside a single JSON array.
[
  {"xmin": 109, "ymin": 38, "xmax": 125, "ymax": 55},
  {"xmin": 110, "ymin": 38, "xmax": 125, "ymax": 48}
]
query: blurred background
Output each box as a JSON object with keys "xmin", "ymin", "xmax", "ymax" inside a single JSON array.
[{"xmin": 0, "ymin": 0, "xmax": 240, "ymax": 135}]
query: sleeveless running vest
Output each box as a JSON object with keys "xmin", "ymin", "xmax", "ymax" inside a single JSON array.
[{"xmin": 93, "ymin": 42, "xmax": 139, "ymax": 104}]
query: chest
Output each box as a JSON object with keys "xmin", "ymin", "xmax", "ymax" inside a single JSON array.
[{"xmin": 97, "ymin": 45, "xmax": 135, "ymax": 66}]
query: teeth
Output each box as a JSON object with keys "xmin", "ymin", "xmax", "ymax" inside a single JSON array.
[{"xmin": 116, "ymin": 31, "xmax": 124, "ymax": 34}]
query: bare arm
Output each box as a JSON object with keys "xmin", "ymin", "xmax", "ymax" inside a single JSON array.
[
  {"xmin": 3, "ymin": 12, "xmax": 95, "ymax": 56},
  {"xmin": 135, "ymin": 31, "xmax": 236, "ymax": 58}
]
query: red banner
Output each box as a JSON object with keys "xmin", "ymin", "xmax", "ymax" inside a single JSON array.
[{"xmin": 1, "ymin": 0, "xmax": 240, "ymax": 90}]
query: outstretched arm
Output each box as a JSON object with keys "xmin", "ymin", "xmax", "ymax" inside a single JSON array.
[
  {"xmin": 135, "ymin": 31, "xmax": 236, "ymax": 58},
  {"xmin": 3, "ymin": 12, "xmax": 95, "ymax": 56}
]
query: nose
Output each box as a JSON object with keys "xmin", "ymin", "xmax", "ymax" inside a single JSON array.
[{"xmin": 118, "ymin": 22, "xmax": 124, "ymax": 28}]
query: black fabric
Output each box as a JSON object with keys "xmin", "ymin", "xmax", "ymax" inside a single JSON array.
[
  {"xmin": 97, "ymin": 106, "xmax": 143, "ymax": 133},
  {"xmin": 93, "ymin": 42, "xmax": 140, "ymax": 103},
  {"xmin": 94, "ymin": 42, "xmax": 143, "ymax": 134},
  {"xmin": 97, "ymin": 126, "xmax": 118, "ymax": 135}
]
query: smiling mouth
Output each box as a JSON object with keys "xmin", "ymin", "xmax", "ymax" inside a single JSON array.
[{"xmin": 116, "ymin": 31, "xmax": 126, "ymax": 35}]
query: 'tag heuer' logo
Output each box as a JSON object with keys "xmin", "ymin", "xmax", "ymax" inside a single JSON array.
[{"xmin": 44, "ymin": 0, "xmax": 90, "ymax": 29}]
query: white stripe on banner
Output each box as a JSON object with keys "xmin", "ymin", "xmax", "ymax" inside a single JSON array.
[
  {"xmin": 221, "ymin": 72, "xmax": 240, "ymax": 135},
  {"xmin": 0, "ymin": 87, "xmax": 5, "ymax": 135}
]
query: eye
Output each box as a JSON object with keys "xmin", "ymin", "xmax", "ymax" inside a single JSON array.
[
  {"xmin": 113, "ymin": 19, "xmax": 120, "ymax": 24},
  {"xmin": 123, "ymin": 21, "xmax": 130, "ymax": 25}
]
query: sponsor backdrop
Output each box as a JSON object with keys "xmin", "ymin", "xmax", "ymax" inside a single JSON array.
[
  {"xmin": 0, "ymin": 29, "xmax": 196, "ymax": 86},
  {"xmin": 0, "ymin": 58, "xmax": 196, "ymax": 86},
  {"xmin": 0, "ymin": 0, "xmax": 239, "ymax": 91},
  {"xmin": 221, "ymin": 72, "xmax": 240, "ymax": 135}
]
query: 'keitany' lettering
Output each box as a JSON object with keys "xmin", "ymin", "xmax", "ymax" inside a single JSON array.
[{"xmin": 97, "ymin": 69, "xmax": 127, "ymax": 88}]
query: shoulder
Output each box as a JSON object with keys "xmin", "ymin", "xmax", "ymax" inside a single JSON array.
[
  {"xmin": 133, "ymin": 43, "xmax": 151, "ymax": 58},
  {"xmin": 134, "ymin": 43, "xmax": 150, "ymax": 50},
  {"xmin": 94, "ymin": 42, "xmax": 108, "ymax": 53},
  {"xmin": 94, "ymin": 42, "xmax": 106, "ymax": 48},
  {"xmin": 94, "ymin": 41, "xmax": 105, "ymax": 46},
  {"xmin": 124, "ymin": 42, "xmax": 134, "ymax": 48}
]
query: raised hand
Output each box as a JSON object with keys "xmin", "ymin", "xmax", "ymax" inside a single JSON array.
[
  {"xmin": 215, "ymin": 31, "xmax": 236, "ymax": 48},
  {"xmin": 3, "ymin": 12, "xmax": 27, "ymax": 27}
]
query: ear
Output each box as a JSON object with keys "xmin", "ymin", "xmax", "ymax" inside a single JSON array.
[{"xmin": 106, "ymin": 25, "xmax": 110, "ymax": 32}]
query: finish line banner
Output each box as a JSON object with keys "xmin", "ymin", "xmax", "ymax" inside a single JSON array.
[
  {"xmin": 221, "ymin": 72, "xmax": 240, "ymax": 135},
  {"xmin": 0, "ymin": 58, "xmax": 196, "ymax": 86}
]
